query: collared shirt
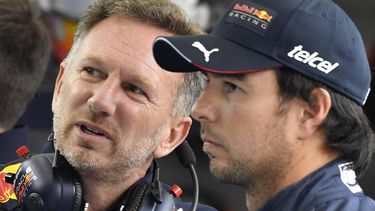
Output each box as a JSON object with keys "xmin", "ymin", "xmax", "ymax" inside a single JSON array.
[{"xmin": 259, "ymin": 159, "xmax": 375, "ymax": 211}]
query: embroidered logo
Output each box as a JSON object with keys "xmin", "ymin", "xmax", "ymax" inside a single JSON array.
[
  {"xmin": 338, "ymin": 162, "xmax": 362, "ymax": 193},
  {"xmin": 224, "ymin": 1, "xmax": 278, "ymax": 36},
  {"xmin": 192, "ymin": 41, "xmax": 219, "ymax": 62},
  {"xmin": 287, "ymin": 45, "xmax": 339, "ymax": 74}
]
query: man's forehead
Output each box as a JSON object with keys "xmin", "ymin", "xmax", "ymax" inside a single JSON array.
[{"xmin": 205, "ymin": 71, "xmax": 247, "ymax": 81}]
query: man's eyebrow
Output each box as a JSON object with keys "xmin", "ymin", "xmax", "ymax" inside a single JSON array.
[
  {"xmin": 80, "ymin": 55, "xmax": 105, "ymax": 66},
  {"xmin": 78, "ymin": 55, "xmax": 157, "ymax": 90},
  {"xmin": 127, "ymin": 74, "xmax": 155, "ymax": 90}
]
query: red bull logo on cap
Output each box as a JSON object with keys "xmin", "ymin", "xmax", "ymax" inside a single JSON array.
[
  {"xmin": 226, "ymin": 1, "xmax": 278, "ymax": 36},
  {"xmin": 253, "ymin": 9, "xmax": 273, "ymax": 22},
  {"xmin": 233, "ymin": 3, "xmax": 273, "ymax": 22},
  {"xmin": 234, "ymin": 3, "xmax": 255, "ymax": 14}
]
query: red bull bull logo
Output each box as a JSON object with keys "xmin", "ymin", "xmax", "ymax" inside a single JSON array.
[
  {"xmin": 233, "ymin": 3, "xmax": 273, "ymax": 22},
  {"xmin": 0, "ymin": 172, "xmax": 15, "ymax": 203},
  {"xmin": 253, "ymin": 9, "xmax": 273, "ymax": 22}
]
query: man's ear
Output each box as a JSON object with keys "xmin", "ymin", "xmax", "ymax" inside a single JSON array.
[
  {"xmin": 153, "ymin": 117, "xmax": 192, "ymax": 158},
  {"xmin": 298, "ymin": 88, "xmax": 331, "ymax": 139},
  {"xmin": 51, "ymin": 62, "xmax": 66, "ymax": 113}
]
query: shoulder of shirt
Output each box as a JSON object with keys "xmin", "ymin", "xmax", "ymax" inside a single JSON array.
[{"xmin": 313, "ymin": 195, "xmax": 375, "ymax": 211}]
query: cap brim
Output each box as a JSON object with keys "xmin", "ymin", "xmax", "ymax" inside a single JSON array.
[{"xmin": 153, "ymin": 34, "xmax": 282, "ymax": 74}]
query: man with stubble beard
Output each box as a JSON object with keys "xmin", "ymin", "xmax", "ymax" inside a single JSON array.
[{"xmin": 1, "ymin": 0, "xmax": 216, "ymax": 210}]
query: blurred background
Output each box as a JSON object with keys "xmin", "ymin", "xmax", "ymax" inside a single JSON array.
[{"xmin": 17, "ymin": 0, "xmax": 375, "ymax": 210}]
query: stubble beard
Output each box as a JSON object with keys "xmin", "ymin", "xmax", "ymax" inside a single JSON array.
[
  {"xmin": 53, "ymin": 108, "xmax": 164, "ymax": 182},
  {"xmin": 209, "ymin": 114, "xmax": 293, "ymax": 198}
]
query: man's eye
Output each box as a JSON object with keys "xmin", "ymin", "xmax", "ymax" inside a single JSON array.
[
  {"xmin": 124, "ymin": 84, "xmax": 146, "ymax": 96},
  {"xmin": 224, "ymin": 82, "xmax": 239, "ymax": 93},
  {"xmin": 83, "ymin": 67, "xmax": 102, "ymax": 77}
]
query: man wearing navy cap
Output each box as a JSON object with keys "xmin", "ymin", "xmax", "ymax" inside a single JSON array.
[{"xmin": 153, "ymin": 0, "xmax": 375, "ymax": 210}]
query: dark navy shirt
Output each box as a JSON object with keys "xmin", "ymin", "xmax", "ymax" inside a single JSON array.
[
  {"xmin": 106, "ymin": 161, "xmax": 216, "ymax": 211},
  {"xmin": 259, "ymin": 159, "xmax": 375, "ymax": 211},
  {"xmin": 0, "ymin": 125, "xmax": 28, "ymax": 164},
  {"xmin": 0, "ymin": 137, "xmax": 217, "ymax": 211}
]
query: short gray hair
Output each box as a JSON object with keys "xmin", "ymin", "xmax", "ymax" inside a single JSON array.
[{"xmin": 65, "ymin": 0, "xmax": 205, "ymax": 117}]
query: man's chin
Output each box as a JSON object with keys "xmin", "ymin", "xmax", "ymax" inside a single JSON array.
[
  {"xmin": 209, "ymin": 162, "xmax": 240, "ymax": 184},
  {"xmin": 210, "ymin": 162, "xmax": 228, "ymax": 179},
  {"xmin": 63, "ymin": 149, "xmax": 99, "ymax": 171}
]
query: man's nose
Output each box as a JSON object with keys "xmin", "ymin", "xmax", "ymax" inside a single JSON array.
[
  {"xmin": 191, "ymin": 88, "xmax": 218, "ymax": 123},
  {"xmin": 87, "ymin": 79, "xmax": 119, "ymax": 117}
]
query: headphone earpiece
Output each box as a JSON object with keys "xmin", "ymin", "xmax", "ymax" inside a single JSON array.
[
  {"xmin": 72, "ymin": 179, "xmax": 83, "ymax": 211},
  {"xmin": 7, "ymin": 151, "xmax": 84, "ymax": 211},
  {"xmin": 6, "ymin": 141, "xmax": 198, "ymax": 211}
]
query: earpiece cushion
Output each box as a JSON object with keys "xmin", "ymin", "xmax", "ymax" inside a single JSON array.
[{"xmin": 72, "ymin": 179, "xmax": 83, "ymax": 211}]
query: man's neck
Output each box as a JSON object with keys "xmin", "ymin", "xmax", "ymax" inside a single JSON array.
[
  {"xmin": 244, "ymin": 172, "xmax": 281, "ymax": 211},
  {"xmin": 81, "ymin": 161, "xmax": 152, "ymax": 211},
  {"xmin": 245, "ymin": 138, "xmax": 340, "ymax": 210},
  {"xmin": 83, "ymin": 176, "xmax": 134, "ymax": 211}
]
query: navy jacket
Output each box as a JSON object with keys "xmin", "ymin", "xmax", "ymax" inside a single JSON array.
[
  {"xmin": 0, "ymin": 125, "xmax": 28, "ymax": 164},
  {"xmin": 259, "ymin": 159, "xmax": 375, "ymax": 211},
  {"xmin": 0, "ymin": 138, "xmax": 217, "ymax": 211}
]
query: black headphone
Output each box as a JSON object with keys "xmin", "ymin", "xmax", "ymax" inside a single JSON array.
[{"xmin": 5, "ymin": 141, "xmax": 198, "ymax": 211}]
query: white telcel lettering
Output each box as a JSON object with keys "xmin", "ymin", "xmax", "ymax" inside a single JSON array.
[
  {"xmin": 287, "ymin": 45, "xmax": 339, "ymax": 74},
  {"xmin": 308, "ymin": 57, "xmax": 323, "ymax": 68}
]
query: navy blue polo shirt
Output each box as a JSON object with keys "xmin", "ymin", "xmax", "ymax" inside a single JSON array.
[{"xmin": 259, "ymin": 159, "xmax": 375, "ymax": 211}]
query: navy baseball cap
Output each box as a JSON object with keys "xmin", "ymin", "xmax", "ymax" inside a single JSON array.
[{"xmin": 153, "ymin": 0, "xmax": 371, "ymax": 105}]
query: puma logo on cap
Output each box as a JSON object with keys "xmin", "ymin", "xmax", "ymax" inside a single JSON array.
[{"xmin": 192, "ymin": 41, "xmax": 219, "ymax": 62}]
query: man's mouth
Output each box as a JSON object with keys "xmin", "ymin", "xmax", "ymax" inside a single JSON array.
[{"xmin": 81, "ymin": 125, "xmax": 105, "ymax": 136}]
